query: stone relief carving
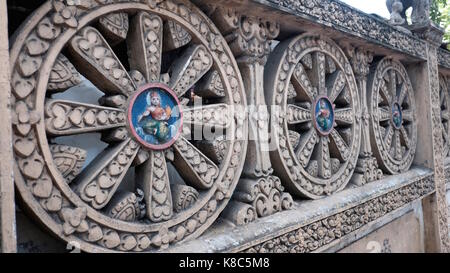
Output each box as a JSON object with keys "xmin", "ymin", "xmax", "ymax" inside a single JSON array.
[
  {"xmin": 345, "ymin": 46, "xmax": 383, "ymax": 186},
  {"xmin": 367, "ymin": 58, "xmax": 417, "ymax": 174},
  {"xmin": 9, "ymin": 0, "xmax": 248, "ymax": 252},
  {"xmin": 265, "ymin": 34, "xmax": 361, "ymax": 199},
  {"xmin": 387, "ymin": 0, "xmax": 430, "ymax": 26},
  {"xmin": 438, "ymin": 48, "xmax": 450, "ymax": 70},
  {"xmin": 242, "ymin": 174, "xmax": 434, "ymax": 253},
  {"xmin": 196, "ymin": 5, "xmax": 293, "ymax": 225},
  {"xmin": 439, "ymin": 74, "xmax": 450, "ymax": 158},
  {"xmin": 261, "ymin": 0, "xmax": 427, "ymax": 59}
]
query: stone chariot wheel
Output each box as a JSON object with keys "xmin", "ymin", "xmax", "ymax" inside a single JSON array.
[
  {"xmin": 10, "ymin": 0, "xmax": 247, "ymax": 252},
  {"xmin": 439, "ymin": 74, "xmax": 450, "ymax": 158},
  {"xmin": 265, "ymin": 34, "xmax": 361, "ymax": 199},
  {"xmin": 368, "ymin": 58, "xmax": 417, "ymax": 174}
]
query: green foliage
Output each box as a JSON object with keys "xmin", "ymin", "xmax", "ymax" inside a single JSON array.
[{"xmin": 430, "ymin": 0, "xmax": 450, "ymax": 48}]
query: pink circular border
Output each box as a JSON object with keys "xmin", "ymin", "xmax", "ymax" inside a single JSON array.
[
  {"xmin": 311, "ymin": 95, "xmax": 336, "ymax": 137},
  {"xmin": 127, "ymin": 83, "xmax": 184, "ymax": 151}
]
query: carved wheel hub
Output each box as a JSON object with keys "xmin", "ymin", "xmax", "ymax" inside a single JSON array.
[
  {"xmin": 265, "ymin": 34, "xmax": 361, "ymax": 199},
  {"xmin": 313, "ymin": 96, "xmax": 335, "ymax": 136},
  {"xmin": 368, "ymin": 58, "xmax": 417, "ymax": 174},
  {"xmin": 127, "ymin": 83, "xmax": 183, "ymax": 150},
  {"xmin": 9, "ymin": 0, "xmax": 247, "ymax": 252}
]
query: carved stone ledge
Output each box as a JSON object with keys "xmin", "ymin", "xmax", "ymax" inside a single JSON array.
[
  {"xmin": 167, "ymin": 167, "xmax": 434, "ymax": 253},
  {"xmin": 247, "ymin": 0, "xmax": 427, "ymax": 60}
]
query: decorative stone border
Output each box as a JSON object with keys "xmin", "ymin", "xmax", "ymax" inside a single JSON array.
[
  {"xmin": 249, "ymin": 0, "xmax": 427, "ymax": 60},
  {"xmin": 167, "ymin": 167, "xmax": 434, "ymax": 253}
]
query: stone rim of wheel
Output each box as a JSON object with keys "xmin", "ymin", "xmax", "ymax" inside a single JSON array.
[
  {"xmin": 10, "ymin": 0, "xmax": 247, "ymax": 252},
  {"xmin": 368, "ymin": 58, "xmax": 417, "ymax": 174},
  {"xmin": 265, "ymin": 34, "xmax": 362, "ymax": 199},
  {"xmin": 439, "ymin": 74, "xmax": 450, "ymax": 158}
]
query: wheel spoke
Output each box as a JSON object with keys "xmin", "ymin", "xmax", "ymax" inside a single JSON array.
[
  {"xmin": 380, "ymin": 80, "xmax": 392, "ymax": 105},
  {"xmin": 313, "ymin": 52, "xmax": 327, "ymax": 96},
  {"xmin": 169, "ymin": 45, "xmax": 213, "ymax": 98},
  {"xmin": 296, "ymin": 129, "xmax": 318, "ymax": 168},
  {"xmin": 128, "ymin": 12, "xmax": 163, "ymax": 83},
  {"xmin": 98, "ymin": 12, "xmax": 129, "ymax": 45},
  {"xmin": 45, "ymin": 100, "xmax": 126, "ymax": 136},
  {"xmin": 287, "ymin": 104, "xmax": 312, "ymax": 124},
  {"xmin": 330, "ymin": 129, "xmax": 350, "ymax": 161},
  {"xmin": 402, "ymin": 109, "xmax": 414, "ymax": 122},
  {"xmin": 292, "ymin": 63, "xmax": 317, "ymax": 101},
  {"xmin": 68, "ymin": 26, "xmax": 136, "ymax": 96},
  {"xmin": 378, "ymin": 107, "xmax": 391, "ymax": 122},
  {"xmin": 136, "ymin": 151, "xmax": 173, "ymax": 222},
  {"xmin": 389, "ymin": 70, "xmax": 397, "ymax": 101},
  {"xmin": 400, "ymin": 126, "xmax": 411, "ymax": 149},
  {"xmin": 394, "ymin": 130, "xmax": 402, "ymax": 160},
  {"xmin": 183, "ymin": 104, "xmax": 232, "ymax": 130},
  {"xmin": 75, "ymin": 139, "xmax": 140, "ymax": 209},
  {"xmin": 317, "ymin": 137, "xmax": 331, "ymax": 179},
  {"xmin": 398, "ymin": 84, "xmax": 408, "ymax": 105},
  {"xmin": 173, "ymin": 137, "xmax": 219, "ymax": 190},
  {"xmin": 328, "ymin": 71, "xmax": 346, "ymax": 103},
  {"xmin": 384, "ymin": 125, "xmax": 395, "ymax": 151},
  {"xmin": 334, "ymin": 107, "xmax": 354, "ymax": 125}
]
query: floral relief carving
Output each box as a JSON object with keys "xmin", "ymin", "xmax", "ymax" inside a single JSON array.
[
  {"xmin": 9, "ymin": 0, "xmax": 247, "ymax": 252},
  {"xmin": 242, "ymin": 174, "xmax": 434, "ymax": 253}
]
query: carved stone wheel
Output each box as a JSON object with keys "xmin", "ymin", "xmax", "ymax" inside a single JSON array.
[
  {"xmin": 439, "ymin": 74, "xmax": 450, "ymax": 158},
  {"xmin": 368, "ymin": 58, "xmax": 417, "ymax": 174},
  {"xmin": 10, "ymin": 0, "xmax": 247, "ymax": 252},
  {"xmin": 265, "ymin": 34, "xmax": 361, "ymax": 199}
]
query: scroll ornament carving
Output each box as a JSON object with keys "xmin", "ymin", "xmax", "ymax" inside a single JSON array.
[
  {"xmin": 10, "ymin": 0, "xmax": 247, "ymax": 252},
  {"xmin": 224, "ymin": 176, "xmax": 293, "ymax": 224},
  {"xmin": 242, "ymin": 174, "xmax": 434, "ymax": 253},
  {"xmin": 208, "ymin": 6, "xmax": 280, "ymax": 63}
]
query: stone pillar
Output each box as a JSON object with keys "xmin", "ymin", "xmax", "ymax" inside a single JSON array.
[
  {"xmin": 0, "ymin": 0, "xmax": 17, "ymax": 253},
  {"xmin": 207, "ymin": 6, "xmax": 293, "ymax": 224},
  {"xmin": 409, "ymin": 23, "xmax": 449, "ymax": 252},
  {"xmin": 345, "ymin": 46, "xmax": 383, "ymax": 186}
]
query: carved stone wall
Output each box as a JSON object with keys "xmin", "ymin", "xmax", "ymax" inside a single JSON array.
[{"xmin": 2, "ymin": 0, "xmax": 450, "ymax": 253}]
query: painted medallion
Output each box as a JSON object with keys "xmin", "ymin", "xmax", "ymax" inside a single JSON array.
[
  {"xmin": 128, "ymin": 83, "xmax": 183, "ymax": 150},
  {"xmin": 313, "ymin": 96, "xmax": 335, "ymax": 136}
]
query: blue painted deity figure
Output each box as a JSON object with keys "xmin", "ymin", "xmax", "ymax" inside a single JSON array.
[
  {"xmin": 392, "ymin": 103, "xmax": 402, "ymax": 129},
  {"xmin": 132, "ymin": 88, "xmax": 180, "ymax": 145},
  {"xmin": 315, "ymin": 98, "xmax": 333, "ymax": 133}
]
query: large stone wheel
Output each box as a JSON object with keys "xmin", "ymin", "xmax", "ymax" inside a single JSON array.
[
  {"xmin": 440, "ymin": 74, "xmax": 450, "ymax": 158},
  {"xmin": 265, "ymin": 34, "xmax": 361, "ymax": 199},
  {"xmin": 368, "ymin": 58, "xmax": 417, "ymax": 174},
  {"xmin": 10, "ymin": 0, "xmax": 247, "ymax": 252}
]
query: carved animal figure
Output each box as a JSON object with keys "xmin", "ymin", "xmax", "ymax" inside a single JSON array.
[{"xmin": 386, "ymin": 0, "xmax": 430, "ymax": 25}]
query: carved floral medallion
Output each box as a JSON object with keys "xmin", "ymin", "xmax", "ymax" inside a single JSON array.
[{"xmin": 9, "ymin": 0, "xmax": 248, "ymax": 252}]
